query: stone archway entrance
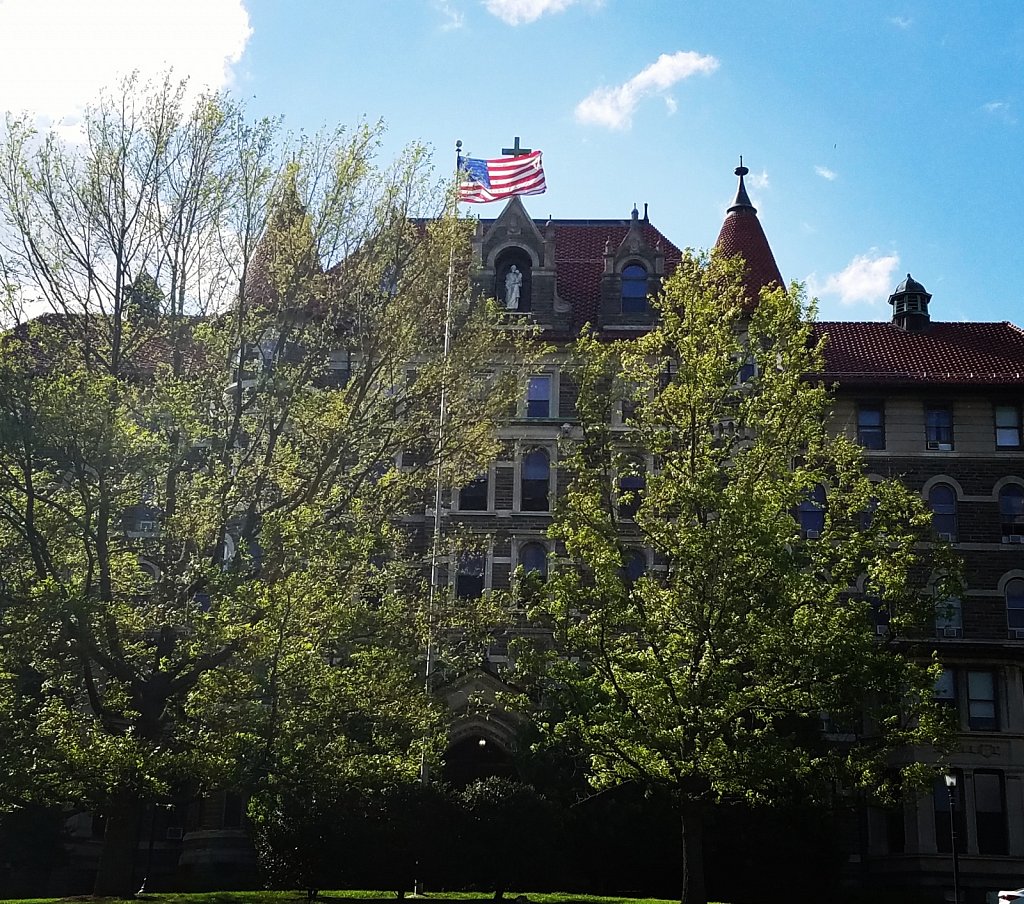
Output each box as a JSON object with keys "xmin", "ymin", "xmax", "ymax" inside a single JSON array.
[{"xmin": 441, "ymin": 732, "xmax": 515, "ymax": 787}]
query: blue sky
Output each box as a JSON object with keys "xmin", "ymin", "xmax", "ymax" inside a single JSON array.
[{"xmin": 1, "ymin": 0, "xmax": 1022, "ymax": 323}]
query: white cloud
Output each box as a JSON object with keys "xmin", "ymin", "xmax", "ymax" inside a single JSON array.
[
  {"xmin": 807, "ymin": 251, "xmax": 900, "ymax": 306},
  {"xmin": 0, "ymin": 0, "xmax": 252, "ymax": 121},
  {"xmin": 887, "ymin": 15, "xmax": 913, "ymax": 28},
  {"xmin": 982, "ymin": 100, "xmax": 1016, "ymax": 123},
  {"xmin": 747, "ymin": 168, "xmax": 770, "ymax": 190},
  {"xmin": 664, "ymin": 96, "xmax": 678, "ymax": 115},
  {"xmin": 575, "ymin": 51, "xmax": 719, "ymax": 130},
  {"xmin": 436, "ymin": 0, "xmax": 466, "ymax": 29},
  {"xmin": 484, "ymin": 0, "xmax": 591, "ymax": 25},
  {"xmin": 815, "ymin": 165, "xmax": 838, "ymax": 181}
]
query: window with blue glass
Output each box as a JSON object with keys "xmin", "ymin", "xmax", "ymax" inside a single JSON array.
[
  {"xmin": 520, "ymin": 542, "xmax": 548, "ymax": 580},
  {"xmin": 856, "ymin": 402, "xmax": 885, "ymax": 450},
  {"xmin": 928, "ymin": 483, "xmax": 958, "ymax": 540},
  {"xmin": 797, "ymin": 484, "xmax": 827, "ymax": 537},
  {"xmin": 621, "ymin": 263, "xmax": 649, "ymax": 315},
  {"xmin": 925, "ymin": 405, "xmax": 954, "ymax": 450},
  {"xmin": 521, "ymin": 450, "xmax": 550, "ymax": 512},
  {"xmin": 526, "ymin": 375, "xmax": 551, "ymax": 418}
]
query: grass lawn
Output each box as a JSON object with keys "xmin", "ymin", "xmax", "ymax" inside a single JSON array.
[{"xmin": 0, "ymin": 893, "xmax": 689, "ymax": 904}]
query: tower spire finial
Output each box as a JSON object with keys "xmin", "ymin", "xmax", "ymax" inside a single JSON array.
[{"xmin": 729, "ymin": 156, "xmax": 754, "ymax": 213}]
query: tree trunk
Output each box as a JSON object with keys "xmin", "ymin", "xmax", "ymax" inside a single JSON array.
[
  {"xmin": 93, "ymin": 788, "xmax": 143, "ymax": 896},
  {"xmin": 680, "ymin": 806, "xmax": 706, "ymax": 904}
]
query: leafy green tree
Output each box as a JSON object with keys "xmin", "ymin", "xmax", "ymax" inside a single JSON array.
[
  {"xmin": 0, "ymin": 75, "xmax": 516, "ymax": 895},
  {"xmin": 520, "ymin": 251, "xmax": 956, "ymax": 904}
]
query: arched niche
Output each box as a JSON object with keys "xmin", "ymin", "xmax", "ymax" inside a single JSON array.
[{"xmin": 494, "ymin": 247, "xmax": 533, "ymax": 312}]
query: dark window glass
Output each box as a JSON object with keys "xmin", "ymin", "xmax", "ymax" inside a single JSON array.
[
  {"xmin": 995, "ymin": 405, "xmax": 1022, "ymax": 448},
  {"xmin": 659, "ymin": 359, "xmax": 677, "ymax": 391},
  {"xmin": 857, "ymin": 403, "xmax": 885, "ymax": 450},
  {"xmin": 934, "ymin": 597, "xmax": 962, "ymax": 637},
  {"xmin": 933, "ymin": 667, "xmax": 956, "ymax": 706},
  {"xmin": 623, "ymin": 549, "xmax": 647, "ymax": 585},
  {"xmin": 456, "ymin": 553, "xmax": 485, "ymax": 600},
  {"xmin": 621, "ymin": 264, "xmax": 648, "ymax": 315},
  {"xmin": 999, "ymin": 485, "xmax": 1024, "ymax": 540},
  {"xmin": 974, "ymin": 771, "xmax": 1007, "ymax": 855},
  {"xmin": 618, "ymin": 472, "xmax": 645, "ymax": 520},
  {"xmin": 520, "ymin": 542, "xmax": 548, "ymax": 580},
  {"xmin": 521, "ymin": 450, "xmax": 550, "ymax": 512},
  {"xmin": 526, "ymin": 376, "xmax": 551, "ymax": 418},
  {"xmin": 1006, "ymin": 578, "xmax": 1024, "ymax": 632},
  {"xmin": 798, "ymin": 484, "xmax": 827, "ymax": 536},
  {"xmin": 928, "ymin": 484, "xmax": 958, "ymax": 540},
  {"xmin": 925, "ymin": 405, "xmax": 954, "ymax": 449},
  {"xmin": 459, "ymin": 475, "xmax": 488, "ymax": 511},
  {"xmin": 967, "ymin": 669, "xmax": 998, "ymax": 731}
]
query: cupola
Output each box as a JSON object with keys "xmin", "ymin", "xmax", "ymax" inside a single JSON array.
[{"xmin": 888, "ymin": 273, "xmax": 932, "ymax": 332}]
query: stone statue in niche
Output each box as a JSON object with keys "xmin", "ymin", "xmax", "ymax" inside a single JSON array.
[{"xmin": 504, "ymin": 265, "xmax": 522, "ymax": 310}]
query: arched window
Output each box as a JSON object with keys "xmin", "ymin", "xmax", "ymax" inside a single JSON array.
[
  {"xmin": 520, "ymin": 542, "xmax": 548, "ymax": 580},
  {"xmin": 621, "ymin": 263, "xmax": 648, "ymax": 315},
  {"xmin": 618, "ymin": 472, "xmax": 645, "ymax": 520},
  {"xmin": 1007, "ymin": 578, "xmax": 1024, "ymax": 635},
  {"xmin": 521, "ymin": 450, "xmax": 550, "ymax": 512},
  {"xmin": 459, "ymin": 474, "xmax": 488, "ymax": 511},
  {"xmin": 798, "ymin": 484, "xmax": 827, "ymax": 538},
  {"xmin": 999, "ymin": 485, "xmax": 1024, "ymax": 541},
  {"xmin": 929, "ymin": 483, "xmax": 958, "ymax": 541}
]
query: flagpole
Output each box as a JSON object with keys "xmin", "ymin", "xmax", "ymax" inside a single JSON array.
[
  {"xmin": 413, "ymin": 140, "xmax": 460, "ymax": 899},
  {"xmin": 421, "ymin": 139, "xmax": 461, "ymax": 776}
]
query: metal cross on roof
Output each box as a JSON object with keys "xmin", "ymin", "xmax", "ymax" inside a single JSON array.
[{"xmin": 501, "ymin": 136, "xmax": 533, "ymax": 157}]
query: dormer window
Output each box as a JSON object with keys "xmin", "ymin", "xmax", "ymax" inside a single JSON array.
[{"xmin": 621, "ymin": 263, "xmax": 649, "ymax": 315}]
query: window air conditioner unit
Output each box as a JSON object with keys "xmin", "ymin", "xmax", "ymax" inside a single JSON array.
[
  {"xmin": 937, "ymin": 532, "xmax": 954, "ymax": 542},
  {"xmin": 942, "ymin": 627, "xmax": 962, "ymax": 638},
  {"xmin": 1013, "ymin": 629, "xmax": 1024, "ymax": 640},
  {"xmin": 805, "ymin": 530, "xmax": 821, "ymax": 540},
  {"xmin": 926, "ymin": 441, "xmax": 953, "ymax": 451},
  {"xmin": 165, "ymin": 827, "xmax": 184, "ymax": 841},
  {"xmin": 875, "ymin": 624, "xmax": 889, "ymax": 636},
  {"xmin": 1007, "ymin": 535, "xmax": 1024, "ymax": 544}
]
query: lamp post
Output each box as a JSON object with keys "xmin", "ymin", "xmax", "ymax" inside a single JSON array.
[{"xmin": 945, "ymin": 772, "xmax": 961, "ymax": 904}]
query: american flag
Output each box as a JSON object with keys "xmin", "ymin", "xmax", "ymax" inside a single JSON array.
[{"xmin": 457, "ymin": 150, "xmax": 546, "ymax": 203}]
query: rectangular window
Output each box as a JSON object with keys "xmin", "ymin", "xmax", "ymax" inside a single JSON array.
[
  {"xmin": 934, "ymin": 597, "xmax": 962, "ymax": 638},
  {"xmin": 967, "ymin": 669, "xmax": 998, "ymax": 731},
  {"xmin": 995, "ymin": 405, "xmax": 1023, "ymax": 449},
  {"xmin": 925, "ymin": 405, "xmax": 954, "ymax": 450},
  {"xmin": 526, "ymin": 375, "xmax": 551, "ymax": 418},
  {"xmin": 933, "ymin": 667, "xmax": 957, "ymax": 706},
  {"xmin": 974, "ymin": 771, "xmax": 1008, "ymax": 855},
  {"xmin": 455, "ymin": 553, "xmax": 486, "ymax": 600},
  {"xmin": 856, "ymin": 402, "xmax": 885, "ymax": 450},
  {"xmin": 458, "ymin": 475, "xmax": 489, "ymax": 511}
]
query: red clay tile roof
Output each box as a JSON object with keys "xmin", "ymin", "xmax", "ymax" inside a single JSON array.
[
  {"xmin": 478, "ymin": 217, "xmax": 682, "ymax": 328},
  {"xmin": 715, "ymin": 208, "xmax": 784, "ymax": 310},
  {"xmin": 811, "ymin": 321, "xmax": 1024, "ymax": 385}
]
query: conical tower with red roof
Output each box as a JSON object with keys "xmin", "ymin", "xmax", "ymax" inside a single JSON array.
[{"xmin": 714, "ymin": 160, "xmax": 784, "ymax": 310}]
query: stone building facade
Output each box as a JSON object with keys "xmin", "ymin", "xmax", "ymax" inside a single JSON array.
[{"xmin": 451, "ymin": 166, "xmax": 1024, "ymax": 903}]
